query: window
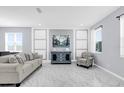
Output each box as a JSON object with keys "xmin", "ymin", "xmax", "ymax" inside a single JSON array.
[
  {"xmin": 95, "ymin": 27, "xmax": 102, "ymax": 53},
  {"xmin": 120, "ymin": 15, "xmax": 124, "ymax": 57},
  {"xmin": 33, "ymin": 29, "xmax": 47, "ymax": 59},
  {"xmin": 5, "ymin": 32, "xmax": 23, "ymax": 52},
  {"xmin": 75, "ymin": 30, "xmax": 88, "ymax": 57}
]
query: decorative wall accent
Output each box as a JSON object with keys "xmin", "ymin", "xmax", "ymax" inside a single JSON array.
[{"xmin": 52, "ymin": 35, "xmax": 70, "ymax": 47}]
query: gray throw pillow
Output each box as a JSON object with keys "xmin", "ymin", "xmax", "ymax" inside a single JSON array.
[
  {"xmin": 25, "ymin": 53, "xmax": 30, "ymax": 61},
  {"xmin": 9, "ymin": 55, "xmax": 18, "ymax": 63},
  {"xmin": 32, "ymin": 53, "xmax": 40, "ymax": 59},
  {"xmin": 18, "ymin": 53, "xmax": 26, "ymax": 62},
  {"xmin": 29, "ymin": 53, "xmax": 34, "ymax": 60},
  {"xmin": 15, "ymin": 55, "xmax": 25, "ymax": 64}
]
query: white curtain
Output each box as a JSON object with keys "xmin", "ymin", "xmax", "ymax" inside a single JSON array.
[
  {"xmin": 91, "ymin": 29, "xmax": 96, "ymax": 53},
  {"xmin": 120, "ymin": 15, "xmax": 124, "ymax": 56}
]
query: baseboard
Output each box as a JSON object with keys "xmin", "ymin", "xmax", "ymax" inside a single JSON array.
[
  {"xmin": 43, "ymin": 60, "xmax": 76, "ymax": 63},
  {"xmin": 94, "ymin": 64, "xmax": 124, "ymax": 81},
  {"xmin": 42, "ymin": 60, "xmax": 51, "ymax": 63},
  {"xmin": 71, "ymin": 60, "xmax": 76, "ymax": 62}
]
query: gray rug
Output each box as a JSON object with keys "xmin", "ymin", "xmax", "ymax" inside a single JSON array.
[{"xmin": 21, "ymin": 62, "xmax": 124, "ymax": 87}]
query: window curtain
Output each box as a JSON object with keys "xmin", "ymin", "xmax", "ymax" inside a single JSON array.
[{"xmin": 120, "ymin": 15, "xmax": 124, "ymax": 56}]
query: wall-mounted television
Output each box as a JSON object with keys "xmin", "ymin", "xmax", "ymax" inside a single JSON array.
[{"xmin": 52, "ymin": 35, "xmax": 70, "ymax": 47}]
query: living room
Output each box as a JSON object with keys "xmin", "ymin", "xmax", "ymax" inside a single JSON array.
[{"xmin": 0, "ymin": 4, "xmax": 124, "ymax": 89}]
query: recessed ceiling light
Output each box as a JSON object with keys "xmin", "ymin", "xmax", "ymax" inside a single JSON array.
[
  {"xmin": 38, "ymin": 24, "xmax": 41, "ymax": 26},
  {"xmin": 80, "ymin": 24, "xmax": 84, "ymax": 26}
]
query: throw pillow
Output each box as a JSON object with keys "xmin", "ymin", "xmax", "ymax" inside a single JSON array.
[
  {"xmin": 15, "ymin": 55, "xmax": 25, "ymax": 64},
  {"xmin": 9, "ymin": 55, "xmax": 18, "ymax": 63},
  {"xmin": 28, "ymin": 53, "xmax": 34, "ymax": 60},
  {"xmin": 25, "ymin": 53, "xmax": 30, "ymax": 61},
  {"xmin": 18, "ymin": 53, "xmax": 27, "ymax": 62},
  {"xmin": 32, "ymin": 53, "xmax": 40, "ymax": 59}
]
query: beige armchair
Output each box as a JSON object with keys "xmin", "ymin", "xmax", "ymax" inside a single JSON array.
[{"xmin": 76, "ymin": 52, "xmax": 94, "ymax": 69}]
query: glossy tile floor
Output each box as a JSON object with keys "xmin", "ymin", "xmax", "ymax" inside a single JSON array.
[{"xmin": 1, "ymin": 61, "xmax": 124, "ymax": 87}]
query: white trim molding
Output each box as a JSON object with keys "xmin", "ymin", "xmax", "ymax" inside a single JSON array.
[
  {"xmin": 94, "ymin": 64, "xmax": 124, "ymax": 81},
  {"xmin": 43, "ymin": 60, "xmax": 76, "ymax": 63}
]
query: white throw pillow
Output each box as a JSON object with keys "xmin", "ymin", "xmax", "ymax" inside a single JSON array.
[{"xmin": 9, "ymin": 55, "xmax": 18, "ymax": 63}]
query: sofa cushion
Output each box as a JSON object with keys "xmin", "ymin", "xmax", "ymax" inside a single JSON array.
[
  {"xmin": 15, "ymin": 55, "xmax": 24, "ymax": 64},
  {"xmin": 0, "ymin": 55, "xmax": 10, "ymax": 63},
  {"xmin": 22, "ymin": 63, "xmax": 32, "ymax": 73},
  {"xmin": 26, "ymin": 60, "xmax": 40, "ymax": 70},
  {"xmin": 22, "ymin": 63, "xmax": 33, "ymax": 79},
  {"xmin": 35, "ymin": 59, "xmax": 42, "ymax": 65},
  {"xmin": 9, "ymin": 55, "xmax": 18, "ymax": 63}
]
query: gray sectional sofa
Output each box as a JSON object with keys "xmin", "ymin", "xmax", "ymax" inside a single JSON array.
[{"xmin": 0, "ymin": 52, "xmax": 42, "ymax": 87}]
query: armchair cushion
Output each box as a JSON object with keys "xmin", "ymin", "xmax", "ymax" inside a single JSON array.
[{"xmin": 81, "ymin": 52, "xmax": 93, "ymax": 58}]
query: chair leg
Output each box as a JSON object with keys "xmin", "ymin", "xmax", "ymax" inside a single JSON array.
[{"xmin": 90, "ymin": 64, "xmax": 92, "ymax": 67}]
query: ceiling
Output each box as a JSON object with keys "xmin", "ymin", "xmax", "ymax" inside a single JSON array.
[{"xmin": 0, "ymin": 6, "xmax": 120, "ymax": 28}]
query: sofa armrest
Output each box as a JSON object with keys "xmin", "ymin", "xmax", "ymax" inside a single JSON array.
[{"xmin": 0, "ymin": 63, "xmax": 23, "ymax": 73}]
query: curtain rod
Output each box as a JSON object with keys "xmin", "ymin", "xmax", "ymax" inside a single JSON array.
[
  {"xmin": 95, "ymin": 25, "xmax": 103, "ymax": 30},
  {"xmin": 116, "ymin": 13, "xmax": 124, "ymax": 20}
]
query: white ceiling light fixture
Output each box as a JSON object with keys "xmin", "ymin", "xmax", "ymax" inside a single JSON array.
[
  {"xmin": 80, "ymin": 24, "xmax": 84, "ymax": 26},
  {"xmin": 36, "ymin": 8, "xmax": 42, "ymax": 14},
  {"xmin": 38, "ymin": 24, "xmax": 41, "ymax": 26}
]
